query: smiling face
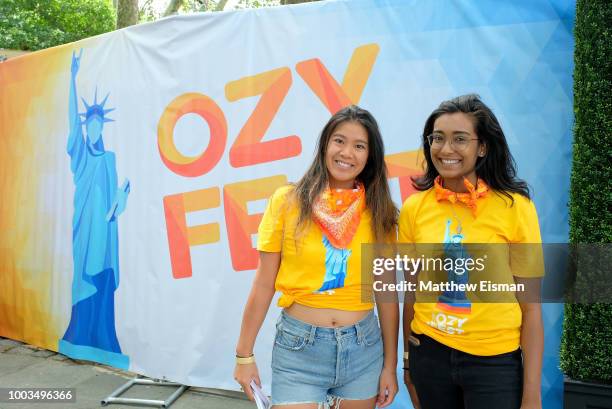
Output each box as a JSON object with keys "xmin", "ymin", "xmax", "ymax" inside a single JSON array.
[
  {"xmin": 430, "ymin": 112, "xmax": 485, "ymax": 190},
  {"xmin": 324, "ymin": 120, "xmax": 369, "ymax": 189}
]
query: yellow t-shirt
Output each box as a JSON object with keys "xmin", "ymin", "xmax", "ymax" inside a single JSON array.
[
  {"xmin": 399, "ymin": 188, "xmax": 544, "ymax": 356},
  {"xmin": 257, "ymin": 185, "xmax": 375, "ymax": 311}
]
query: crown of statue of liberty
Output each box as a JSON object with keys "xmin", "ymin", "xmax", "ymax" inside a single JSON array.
[{"xmin": 80, "ymin": 87, "xmax": 115, "ymax": 124}]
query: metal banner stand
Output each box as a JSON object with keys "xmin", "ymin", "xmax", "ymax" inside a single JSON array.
[{"xmin": 101, "ymin": 376, "xmax": 189, "ymax": 408}]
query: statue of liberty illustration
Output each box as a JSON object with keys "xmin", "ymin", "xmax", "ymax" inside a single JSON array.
[
  {"xmin": 58, "ymin": 49, "xmax": 130, "ymax": 369},
  {"xmin": 315, "ymin": 236, "xmax": 351, "ymax": 294},
  {"xmin": 436, "ymin": 219, "xmax": 472, "ymax": 314}
]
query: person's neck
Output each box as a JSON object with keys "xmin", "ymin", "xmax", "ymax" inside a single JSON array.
[
  {"xmin": 329, "ymin": 179, "xmax": 356, "ymax": 190},
  {"xmin": 441, "ymin": 174, "xmax": 477, "ymax": 193}
]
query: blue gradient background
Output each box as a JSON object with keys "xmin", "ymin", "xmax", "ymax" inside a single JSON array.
[
  {"xmin": 332, "ymin": 1, "xmax": 574, "ymax": 408},
  {"xmin": 232, "ymin": 1, "xmax": 573, "ymax": 406}
]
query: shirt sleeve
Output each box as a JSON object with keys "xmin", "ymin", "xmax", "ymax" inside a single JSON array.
[
  {"xmin": 398, "ymin": 195, "xmax": 417, "ymax": 243},
  {"xmin": 510, "ymin": 196, "xmax": 545, "ymax": 278},
  {"xmin": 398, "ymin": 194, "xmax": 420, "ymax": 266},
  {"xmin": 256, "ymin": 186, "xmax": 289, "ymax": 252}
]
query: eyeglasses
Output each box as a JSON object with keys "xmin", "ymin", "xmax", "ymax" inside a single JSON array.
[{"xmin": 426, "ymin": 134, "xmax": 479, "ymax": 151}]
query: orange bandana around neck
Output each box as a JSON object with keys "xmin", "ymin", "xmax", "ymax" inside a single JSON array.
[
  {"xmin": 312, "ymin": 182, "xmax": 366, "ymax": 248},
  {"xmin": 434, "ymin": 176, "xmax": 489, "ymax": 216}
]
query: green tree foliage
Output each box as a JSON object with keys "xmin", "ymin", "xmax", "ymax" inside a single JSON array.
[
  {"xmin": 140, "ymin": 0, "xmax": 229, "ymax": 21},
  {"xmin": 0, "ymin": 0, "xmax": 115, "ymax": 51},
  {"xmin": 560, "ymin": 0, "xmax": 612, "ymax": 384},
  {"xmin": 140, "ymin": 0, "xmax": 317, "ymax": 23}
]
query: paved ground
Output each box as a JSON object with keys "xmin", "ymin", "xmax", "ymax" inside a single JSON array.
[{"xmin": 0, "ymin": 337, "xmax": 255, "ymax": 409}]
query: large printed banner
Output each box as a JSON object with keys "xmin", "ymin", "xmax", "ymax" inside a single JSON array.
[{"xmin": 0, "ymin": 0, "xmax": 574, "ymax": 407}]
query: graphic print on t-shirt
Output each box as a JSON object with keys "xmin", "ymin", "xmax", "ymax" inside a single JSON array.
[
  {"xmin": 436, "ymin": 219, "xmax": 472, "ymax": 314},
  {"xmin": 314, "ymin": 236, "xmax": 351, "ymax": 294}
]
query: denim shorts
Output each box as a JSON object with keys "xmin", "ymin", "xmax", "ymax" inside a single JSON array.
[{"xmin": 271, "ymin": 310, "xmax": 383, "ymax": 407}]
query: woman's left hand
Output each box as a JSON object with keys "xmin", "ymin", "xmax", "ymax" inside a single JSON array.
[{"xmin": 376, "ymin": 366, "xmax": 398, "ymax": 408}]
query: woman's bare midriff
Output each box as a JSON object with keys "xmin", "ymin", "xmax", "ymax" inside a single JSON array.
[{"xmin": 284, "ymin": 303, "xmax": 371, "ymax": 327}]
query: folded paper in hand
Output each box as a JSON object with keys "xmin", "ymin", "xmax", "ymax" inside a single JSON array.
[{"xmin": 250, "ymin": 380, "xmax": 271, "ymax": 409}]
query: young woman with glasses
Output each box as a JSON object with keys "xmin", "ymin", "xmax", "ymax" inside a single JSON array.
[{"xmin": 400, "ymin": 94, "xmax": 544, "ymax": 409}]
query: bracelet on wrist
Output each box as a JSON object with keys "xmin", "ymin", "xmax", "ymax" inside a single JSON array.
[{"xmin": 236, "ymin": 355, "xmax": 256, "ymax": 365}]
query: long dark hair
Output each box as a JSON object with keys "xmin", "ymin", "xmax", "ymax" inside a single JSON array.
[
  {"xmin": 413, "ymin": 94, "xmax": 530, "ymax": 202},
  {"xmin": 293, "ymin": 105, "xmax": 397, "ymax": 242}
]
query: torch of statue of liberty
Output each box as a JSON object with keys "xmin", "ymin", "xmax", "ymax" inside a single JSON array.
[
  {"xmin": 437, "ymin": 219, "xmax": 472, "ymax": 314},
  {"xmin": 58, "ymin": 50, "xmax": 130, "ymax": 369}
]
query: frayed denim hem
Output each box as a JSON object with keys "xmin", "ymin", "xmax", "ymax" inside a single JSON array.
[
  {"xmin": 272, "ymin": 394, "xmax": 376, "ymax": 408},
  {"xmin": 320, "ymin": 394, "xmax": 344, "ymax": 409},
  {"xmin": 271, "ymin": 394, "xmax": 344, "ymax": 409}
]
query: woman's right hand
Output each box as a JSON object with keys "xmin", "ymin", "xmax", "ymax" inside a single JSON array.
[
  {"xmin": 233, "ymin": 362, "xmax": 261, "ymax": 402},
  {"xmin": 233, "ymin": 252, "xmax": 280, "ymax": 401},
  {"xmin": 404, "ymin": 370, "xmax": 421, "ymax": 409}
]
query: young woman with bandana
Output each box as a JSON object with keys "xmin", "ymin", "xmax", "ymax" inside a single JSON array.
[
  {"xmin": 400, "ymin": 95, "xmax": 544, "ymax": 409},
  {"xmin": 234, "ymin": 105, "xmax": 399, "ymax": 409}
]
